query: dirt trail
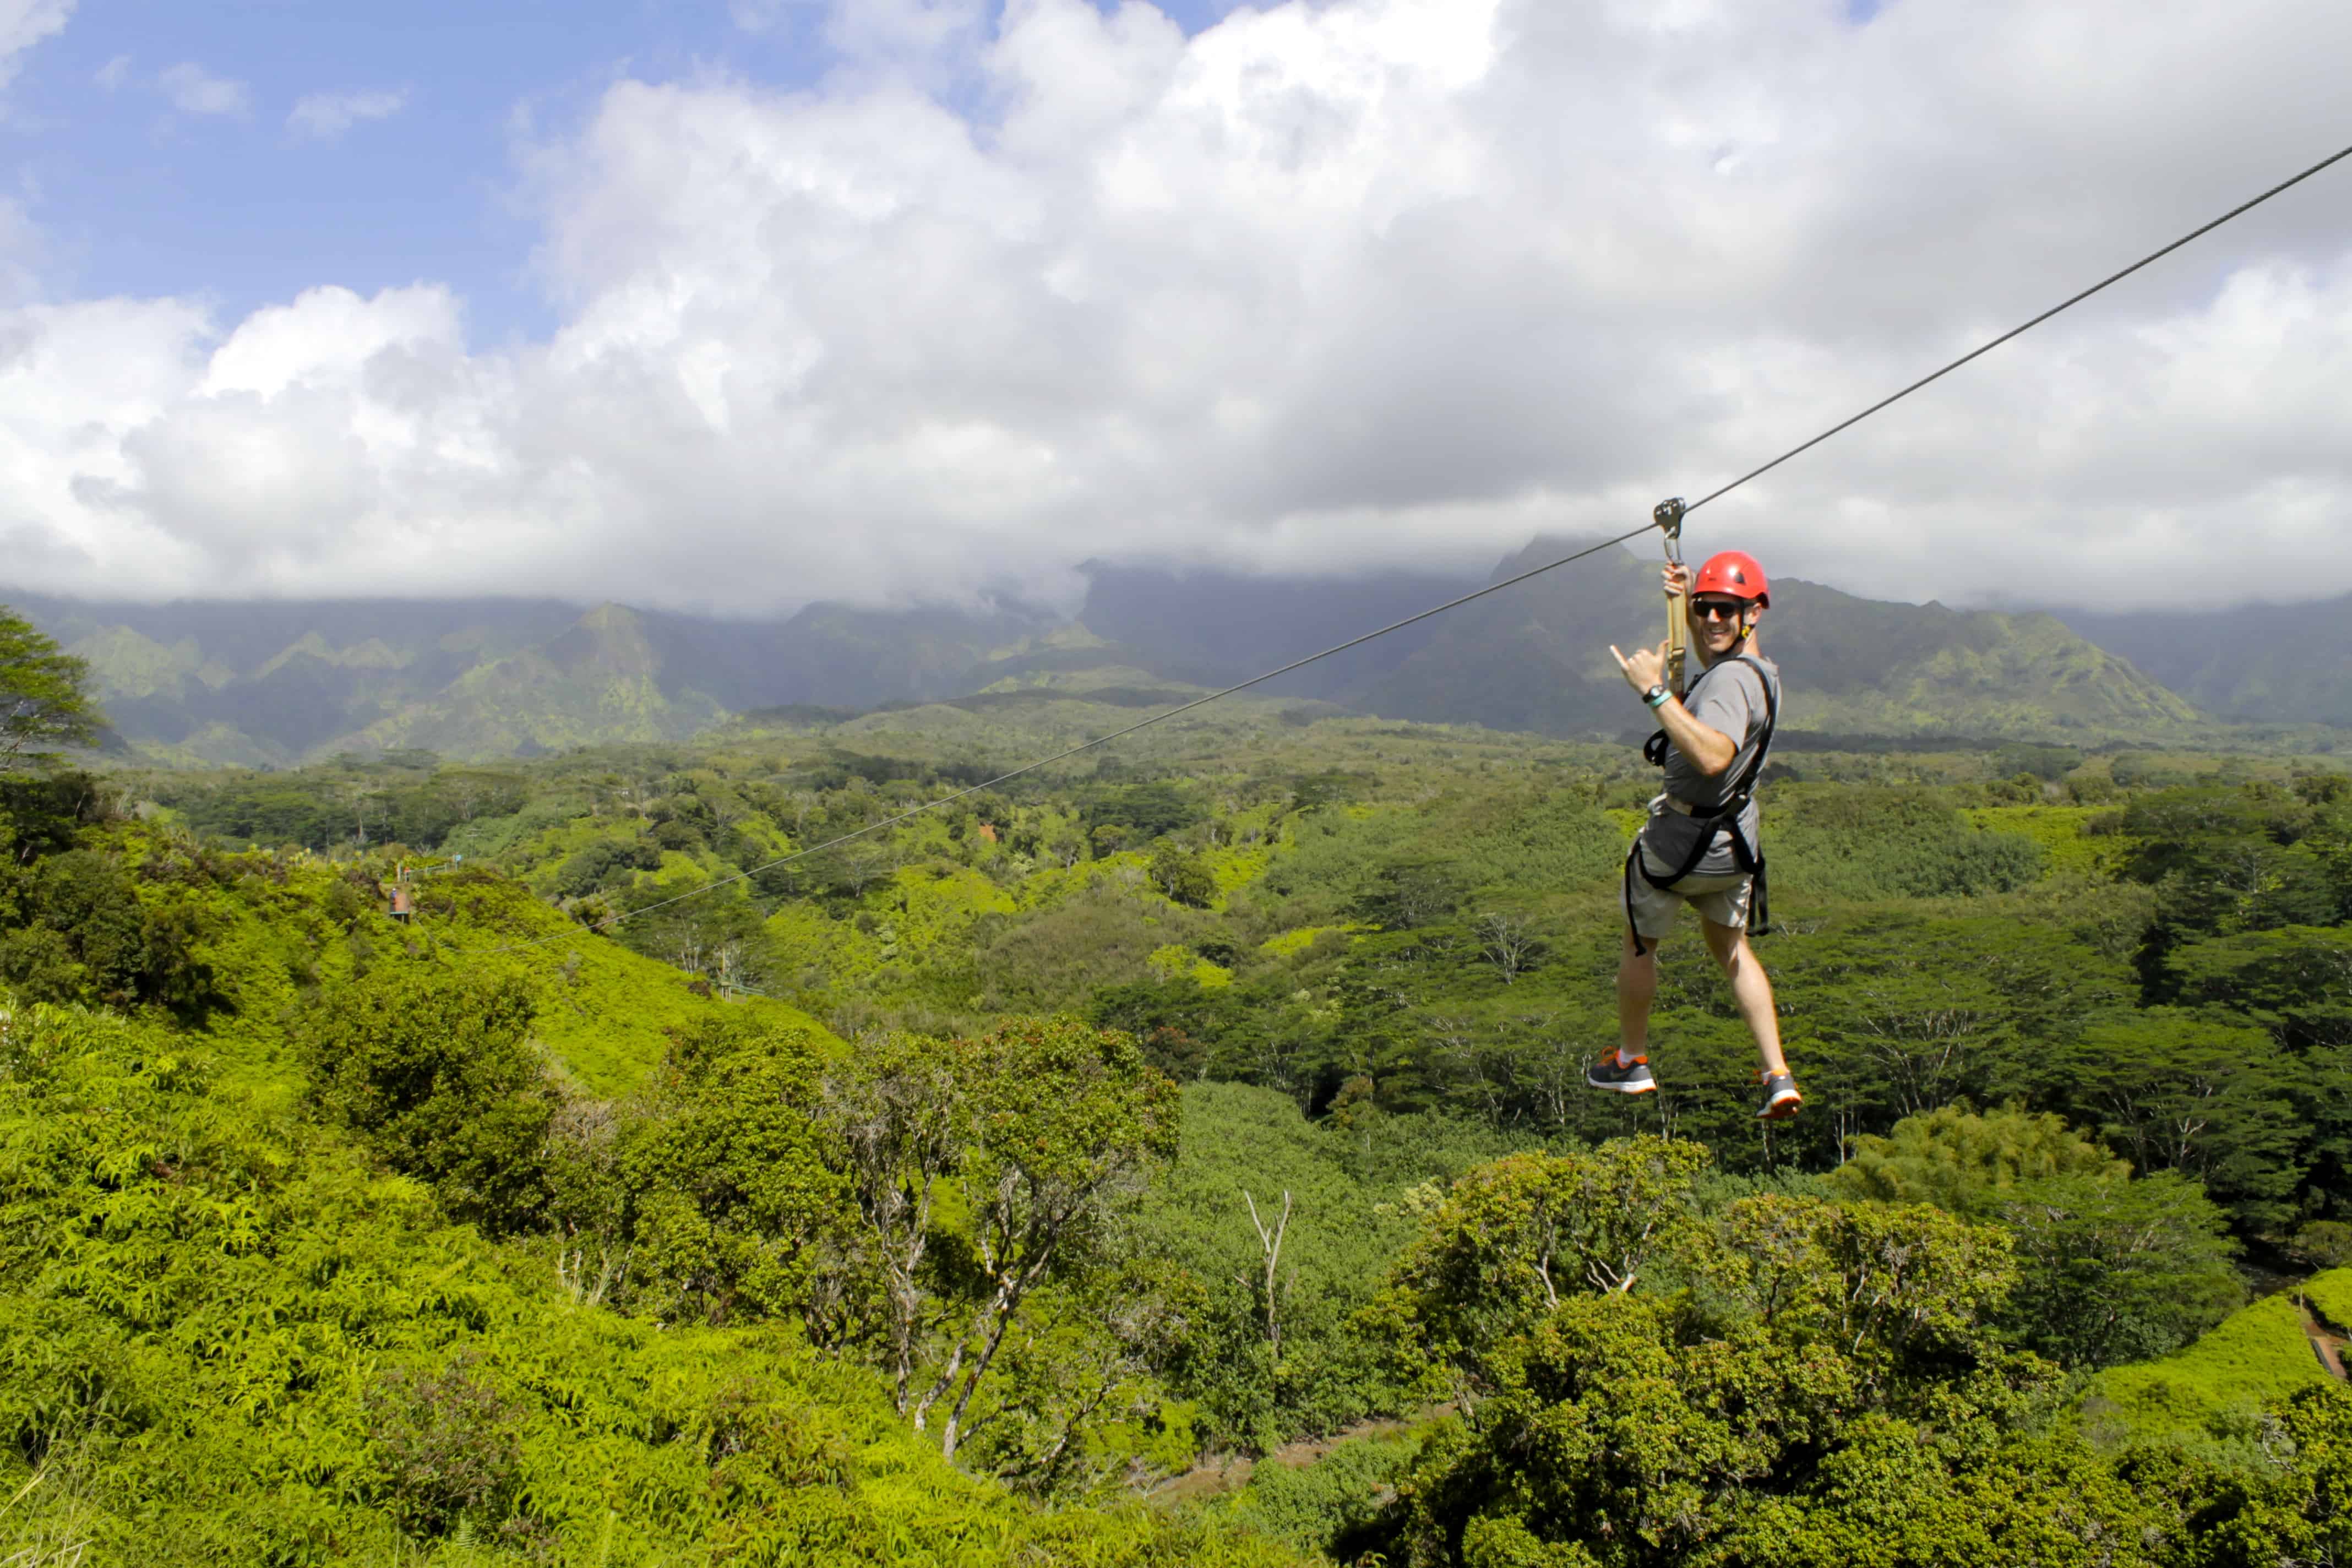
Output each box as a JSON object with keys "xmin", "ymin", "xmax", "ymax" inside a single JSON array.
[
  {"xmin": 2298, "ymin": 1299, "xmax": 2348, "ymax": 1381},
  {"xmin": 1151, "ymin": 1412, "xmax": 1432, "ymax": 1506}
]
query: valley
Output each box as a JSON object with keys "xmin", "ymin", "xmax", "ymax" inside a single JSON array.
[{"xmin": 0, "ymin": 660, "xmax": 2342, "ymax": 1560}]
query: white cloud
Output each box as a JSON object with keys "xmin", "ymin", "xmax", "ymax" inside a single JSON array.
[
  {"xmin": 287, "ymin": 86, "xmax": 409, "ymax": 142},
  {"xmin": 0, "ymin": 0, "xmax": 69, "ymax": 91},
  {"xmin": 92, "ymin": 52, "xmax": 126, "ymax": 92},
  {"xmin": 1, "ymin": 0, "xmax": 2350, "ymax": 614},
  {"xmin": 157, "ymin": 61, "xmax": 248, "ymax": 118}
]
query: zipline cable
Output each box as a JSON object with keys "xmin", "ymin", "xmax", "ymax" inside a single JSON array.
[
  {"xmin": 464, "ymin": 137, "xmax": 2352, "ymax": 955},
  {"xmin": 1682, "ymin": 138, "xmax": 2352, "ymax": 516}
]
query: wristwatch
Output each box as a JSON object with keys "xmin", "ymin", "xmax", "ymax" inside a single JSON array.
[{"xmin": 1642, "ymin": 684, "xmax": 1670, "ymax": 709}]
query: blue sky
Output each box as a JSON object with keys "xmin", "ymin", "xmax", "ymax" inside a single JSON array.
[{"xmin": 1, "ymin": 0, "xmax": 1239, "ymax": 341}]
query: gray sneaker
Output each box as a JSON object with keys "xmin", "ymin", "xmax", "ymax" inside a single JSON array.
[
  {"xmin": 1586, "ymin": 1053, "xmax": 1657, "ymax": 1095},
  {"xmin": 1757, "ymin": 1072, "xmax": 1803, "ymax": 1120}
]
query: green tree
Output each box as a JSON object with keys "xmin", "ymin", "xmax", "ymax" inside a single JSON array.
[
  {"xmin": 2122, "ymin": 786, "xmax": 2340, "ymax": 945},
  {"xmin": 2164, "ymin": 927, "xmax": 2352, "ymax": 1053},
  {"xmin": 1992, "ymin": 1170, "xmax": 2241, "ymax": 1369},
  {"xmin": 0, "ymin": 607, "xmax": 100, "ymax": 772},
  {"xmin": 1353, "ymin": 859, "xmax": 1468, "ymax": 931},
  {"xmin": 613, "ymin": 1015, "xmax": 853, "ymax": 1331},
  {"xmin": 824, "ymin": 1031, "xmax": 974, "ymax": 1413},
  {"xmin": 2056, "ymin": 1008, "xmax": 2307, "ymax": 1232},
  {"xmin": 1140, "ymin": 1082, "xmax": 1415, "ymax": 1451},
  {"xmin": 910, "ymin": 1017, "xmax": 1182, "ymax": 1462},
  {"xmin": 1150, "ymin": 841, "xmax": 1218, "ymax": 907},
  {"xmin": 1828, "ymin": 1103, "xmax": 2126, "ymax": 1210},
  {"xmin": 1088, "ymin": 780, "xmax": 1202, "ymax": 841},
  {"xmin": 0, "ymin": 846, "xmax": 214, "ymax": 1016},
  {"xmin": 1377, "ymin": 1188, "xmax": 2064, "ymax": 1568},
  {"xmin": 1829, "ymin": 1106, "xmax": 2242, "ymax": 1370},
  {"xmin": 293, "ymin": 965, "xmax": 557, "ymax": 1232},
  {"xmin": 2132, "ymin": 1383, "xmax": 2352, "ymax": 1568},
  {"xmin": 1368, "ymin": 1137, "xmax": 1708, "ymax": 1399}
]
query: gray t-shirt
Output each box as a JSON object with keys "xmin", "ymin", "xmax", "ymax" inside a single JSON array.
[{"xmin": 1645, "ymin": 652, "xmax": 1781, "ymax": 879}]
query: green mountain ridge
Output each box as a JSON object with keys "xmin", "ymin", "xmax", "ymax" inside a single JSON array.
[
  {"xmin": 2062, "ymin": 593, "xmax": 2352, "ymax": 728},
  {"xmin": 7, "ymin": 542, "xmax": 2267, "ymax": 764},
  {"xmin": 332, "ymin": 604, "xmax": 730, "ymax": 758}
]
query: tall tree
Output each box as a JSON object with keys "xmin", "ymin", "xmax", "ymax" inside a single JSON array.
[
  {"xmin": 910, "ymin": 1017, "xmax": 1180, "ymax": 1462},
  {"xmin": 824, "ymin": 1032, "xmax": 975, "ymax": 1414},
  {"xmin": 0, "ymin": 607, "xmax": 101, "ymax": 772}
]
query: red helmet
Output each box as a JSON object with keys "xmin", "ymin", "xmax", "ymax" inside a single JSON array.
[{"xmin": 1692, "ymin": 551, "xmax": 1768, "ymax": 608}]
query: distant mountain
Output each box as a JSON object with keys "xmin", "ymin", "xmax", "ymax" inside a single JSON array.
[
  {"xmin": 331, "ymin": 605, "xmax": 725, "ymax": 758},
  {"xmin": 14, "ymin": 595, "xmax": 585, "ymax": 765},
  {"xmin": 14, "ymin": 567, "xmax": 1488, "ymax": 766},
  {"xmin": 21, "ymin": 592, "xmax": 1065, "ymax": 766},
  {"xmin": 2058, "ymin": 595, "xmax": 2352, "ymax": 728},
  {"xmin": 1070, "ymin": 562, "xmax": 1477, "ymax": 698},
  {"xmin": 0, "ymin": 540, "xmax": 2258, "ymax": 765}
]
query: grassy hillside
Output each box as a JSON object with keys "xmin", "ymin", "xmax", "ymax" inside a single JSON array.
[
  {"xmin": 2089, "ymin": 1273, "xmax": 2351, "ymax": 1440},
  {"xmin": 134, "ymin": 830, "xmax": 818, "ymax": 1100},
  {"xmin": 0, "ymin": 995, "xmax": 1294, "ymax": 1566}
]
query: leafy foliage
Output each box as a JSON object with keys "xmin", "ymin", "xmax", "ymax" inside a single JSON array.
[
  {"xmin": 0, "ymin": 996, "xmax": 1298, "ymax": 1565},
  {"xmin": 1830, "ymin": 1106, "xmax": 2242, "ymax": 1368},
  {"xmin": 21, "ymin": 702, "xmax": 2352, "ymax": 1560},
  {"xmin": 296, "ymin": 966, "xmax": 558, "ymax": 1233},
  {"xmin": 0, "ymin": 605, "xmax": 102, "ymax": 771}
]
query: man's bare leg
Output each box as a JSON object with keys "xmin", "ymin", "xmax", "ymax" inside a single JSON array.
[
  {"xmin": 1616, "ymin": 929, "xmax": 1658, "ymax": 1063},
  {"xmin": 1701, "ymin": 918, "xmax": 1788, "ymax": 1076}
]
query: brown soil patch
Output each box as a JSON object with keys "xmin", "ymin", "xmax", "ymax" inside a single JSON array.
[
  {"xmin": 2298, "ymin": 1300, "xmax": 2348, "ymax": 1381},
  {"xmin": 1151, "ymin": 1409, "xmax": 1442, "ymax": 1506}
]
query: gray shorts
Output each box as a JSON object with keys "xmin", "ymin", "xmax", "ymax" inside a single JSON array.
[{"xmin": 1625, "ymin": 843, "xmax": 1754, "ymax": 939}]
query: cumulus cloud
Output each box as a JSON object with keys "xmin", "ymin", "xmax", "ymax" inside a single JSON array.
[
  {"xmin": 3, "ymin": 0, "xmax": 2350, "ymax": 614},
  {"xmin": 287, "ymin": 86, "xmax": 408, "ymax": 141},
  {"xmin": 91, "ymin": 52, "xmax": 125, "ymax": 92},
  {"xmin": 157, "ymin": 60, "xmax": 248, "ymax": 118}
]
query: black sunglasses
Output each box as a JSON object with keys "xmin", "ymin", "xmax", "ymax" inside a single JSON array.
[{"xmin": 1692, "ymin": 598, "xmax": 1749, "ymax": 622}]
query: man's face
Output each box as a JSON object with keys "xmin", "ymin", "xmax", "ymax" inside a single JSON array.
[{"xmin": 1692, "ymin": 595, "xmax": 1752, "ymax": 654}]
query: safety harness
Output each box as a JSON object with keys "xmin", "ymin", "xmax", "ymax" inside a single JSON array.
[{"xmin": 1623, "ymin": 654, "xmax": 1778, "ymax": 956}]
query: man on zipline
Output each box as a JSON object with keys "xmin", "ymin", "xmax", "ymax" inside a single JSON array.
[{"xmin": 1588, "ymin": 552, "xmax": 1801, "ymax": 1120}]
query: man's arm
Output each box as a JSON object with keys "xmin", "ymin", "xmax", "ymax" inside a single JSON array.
[
  {"xmin": 1609, "ymin": 639, "xmax": 1737, "ymax": 776},
  {"xmin": 1654, "ymin": 687, "xmax": 1737, "ymax": 777}
]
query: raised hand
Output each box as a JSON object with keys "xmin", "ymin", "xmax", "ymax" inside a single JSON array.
[{"xmin": 1610, "ymin": 640, "xmax": 1669, "ymax": 695}]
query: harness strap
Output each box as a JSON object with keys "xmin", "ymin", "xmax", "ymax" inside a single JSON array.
[{"xmin": 1626, "ymin": 656, "xmax": 1778, "ymax": 955}]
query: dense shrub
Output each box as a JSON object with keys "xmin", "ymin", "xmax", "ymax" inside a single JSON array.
[{"xmin": 294, "ymin": 966, "xmax": 557, "ymax": 1233}]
